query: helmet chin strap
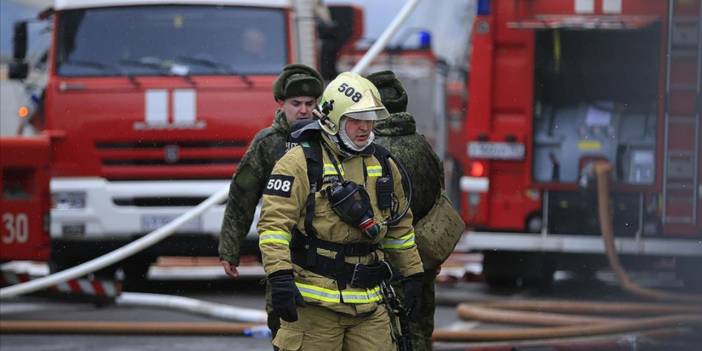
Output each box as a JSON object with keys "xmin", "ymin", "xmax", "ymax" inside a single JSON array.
[{"xmin": 339, "ymin": 118, "xmax": 375, "ymax": 152}]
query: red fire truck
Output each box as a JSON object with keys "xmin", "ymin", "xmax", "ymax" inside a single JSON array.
[
  {"xmin": 449, "ymin": 0, "xmax": 702, "ymax": 287},
  {"xmin": 7, "ymin": 0, "xmax": 360, "ymax": 280}
]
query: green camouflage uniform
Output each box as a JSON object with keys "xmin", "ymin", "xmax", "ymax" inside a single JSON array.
[
  {"xmin": 219, "ymin": 109, "xmax": 292, "ymax": 264},
  {"xmin": 219, "ymin": 64, "xmax": 323, "ymax": 349},
  {"xmin": 219, "ymin": 109, "xmax": 291, "ymax": 337},
  {"xmin": 375, "ymin": 113, "xmax": 444, "ymax": 351}
]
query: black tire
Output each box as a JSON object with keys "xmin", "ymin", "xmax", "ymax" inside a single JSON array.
[
  {"xmin": 121, "ymin": 256, "xmax": 156, "ymax": 289},
  {"xmin": 677, "ymin": 257, "xmax": 702, "ymax": 291},
  {"xmin": 482, "ymin": 251, "xmax": 522, "ymax": 288},
  {"xmin": 522, "ymin": 256, "xmax": 556, "ymax": 288},
  {"xmin": 48, "ymin": 255, "xmax": 118, "ymax": 280},
  {"xmin": 482, "ymin": 251, "xmax": 555, "ymax": 289}
]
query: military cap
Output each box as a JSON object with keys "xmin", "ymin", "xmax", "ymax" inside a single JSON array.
[
  {"xmin": 273, "ymin": 64, "xmax": 324, "ymax": 101},
  {"xmin": 365, "ymin": 70, "xmax": 408, "ymax": 114}
]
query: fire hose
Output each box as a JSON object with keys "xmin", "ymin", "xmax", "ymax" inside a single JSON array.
[
  {"xmin": 480, "ymin": 299, "xmax": 702, "ymax": 315},
  {"xmin": 0, "ymin": 320, "xmax": 262, "ymax": 335},
  {"xmin": 594, "ymin": 161, "xmax": 702, "ymax": 303},
  {"xmin": 432, "ymin": 161, "xmax": 702, "ymax": 343},
  {"xmin": 434, "ymin": 311, "xmax": 702, "ymax": 341},
  {"xmin": 0, "ymin": 186, "xmax": 230, "ymax": 299},
  {"xmin": 2, "ymin": 166, "xmax": 701, "ymax": 344}
]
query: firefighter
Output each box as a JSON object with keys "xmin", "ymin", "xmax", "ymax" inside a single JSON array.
[
  {"xmin": 219, "ymin": 63, "xmax": 324, "ymax": 340},
  {"xmin": 369, "ymin": 70, "xmax": 466, "ymax": 351},
  {"xmin": 258, "ymin": 71, "xmax": 424, "ymax": 350}
]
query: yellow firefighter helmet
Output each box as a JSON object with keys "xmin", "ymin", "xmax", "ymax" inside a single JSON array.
[{"xmin": 317, "ymin": 72, "xmax": 389, "ymax": 135}]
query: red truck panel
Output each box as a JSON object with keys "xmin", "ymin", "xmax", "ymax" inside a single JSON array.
[{"xmin": 1, "ymin": 136, "xmax": 51, "ymax": 261}]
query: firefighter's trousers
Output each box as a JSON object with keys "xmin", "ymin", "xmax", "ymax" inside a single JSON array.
[{"xmin": 272, "ymin": 303, "xmax": 393, "ymax": 350}]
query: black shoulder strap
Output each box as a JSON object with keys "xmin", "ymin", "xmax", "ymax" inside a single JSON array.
[
  {"xmin": 372, "ymin": 143, "xmax": 393, "ymax": 180},
  {"xmin": 301, "ymin": 140, "xmax": 323, "ymax": 193},
  {"xmin": 299, "ymin": 140, "xmax": 323, "ymax": 266}
]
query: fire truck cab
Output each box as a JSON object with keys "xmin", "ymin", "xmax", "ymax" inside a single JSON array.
[
  {"xmin": 451, "ymin": 0, "xmax": 702, "ymax": 287},
  {"xmin": 7, "ymin": 0, "xmax": 329, "ymax": 279}
]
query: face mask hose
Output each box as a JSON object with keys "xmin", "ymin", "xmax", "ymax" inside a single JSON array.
[{"xmin": 383, "ymin": 153, "xmax": 412, "ymax": 227}]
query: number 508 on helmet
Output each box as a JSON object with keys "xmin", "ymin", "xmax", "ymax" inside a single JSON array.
[{"xmin": 316, "ymin": 72, "xmax": 390, "ymax": 135}]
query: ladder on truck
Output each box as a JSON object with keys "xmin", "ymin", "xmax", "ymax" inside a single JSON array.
[{"xmin": 663, "ymin": 0, "xmax": 702, "ymax": 233}]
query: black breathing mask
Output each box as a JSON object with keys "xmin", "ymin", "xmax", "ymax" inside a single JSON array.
[{"xmin": 325, "ymin": 180, "xmax": 381, "ymax": 239}]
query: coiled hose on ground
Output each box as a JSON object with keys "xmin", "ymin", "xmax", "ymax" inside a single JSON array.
[{"xmin": 432, "ymin": 161, "xmax": 702, "ymax": 343}]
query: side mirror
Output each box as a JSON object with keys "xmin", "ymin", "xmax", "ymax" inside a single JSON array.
[
  {"xmin": 10, "ymin": 21, "xmax": 29, "ymax": 80},
  {"xmin": 9, "ymin": 62, "xmax": 29, "ymax": 80},
  {"xmin": 13, "ymin": 21, "xmax": 28, "ymax": 61}
]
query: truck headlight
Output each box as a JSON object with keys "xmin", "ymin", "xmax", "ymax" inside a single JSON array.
[{"xmin": 52, "ymin": 191, "xmax": 86, "ymax": 209}]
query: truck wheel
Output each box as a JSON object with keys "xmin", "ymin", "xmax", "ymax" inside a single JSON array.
[
  {"xmin": 121, "ymin": 256, "xmax": 156, "ymax": 289},
  {"xmin": 48, "ymin": 256, "xmax": 118, "ymax": 280},
  {"xmin": 48, "ymin": 256, "xmax": 72, "ymax": 274},
  {"xmin": 522, "ymin": 256, "xmax": 556, "ymax": 288},
  {"xmin": 482, "ymin": 251, "xmax": 522, "ymax": 288},
  {"xmin": 482, "ymin": 251, "xmax": 555, "ymax": 289},
  {"xmin": 677, "ymin": 258, "xmax": 702, "ymax": 291}
]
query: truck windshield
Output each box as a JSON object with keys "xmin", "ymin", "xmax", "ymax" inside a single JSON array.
[{"xmin": 56, "ymin": 5, "xmax": 287, "ymax": 76}]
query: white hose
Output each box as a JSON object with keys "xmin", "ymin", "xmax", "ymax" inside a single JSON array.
[
  {"xmin": 116, "ymin": 292, "xmax": 267, "ymax": 323},
  {"xmin": 350, "ymin": 0, "xmax": 422, "ymax": 75},
  {"xmin": 0, "ymin": 186, "xmax": 229, "ymax": 299}
]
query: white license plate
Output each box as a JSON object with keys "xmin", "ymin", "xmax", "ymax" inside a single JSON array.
[
  {"xmin": 468, "ymin": 141, "xmax": 525, "ymax": 160},
  {"xmin": 141, "ymin": 214, "xmax": 202, "ymax": 233}
]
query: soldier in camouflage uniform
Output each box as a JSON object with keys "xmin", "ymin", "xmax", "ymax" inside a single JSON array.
[
  {"xmin": 369, "ymin": 70, "xmax": 457, "ymax": 351},
  {"xmin": 219, "ymin": 63, "xmax": 324, "ymax": 340}
]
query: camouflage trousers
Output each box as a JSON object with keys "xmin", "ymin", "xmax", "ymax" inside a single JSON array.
[{"xmin": 393, "ymin": 268, "xmax": 438, "ymax": 351}]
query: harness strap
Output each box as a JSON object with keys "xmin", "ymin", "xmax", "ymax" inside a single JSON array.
[
  {"xmin": 291, "ymin": 229, "xmax": 379, "ymax": 256},
  {"xmin": 372, "ymin": 144, "xmax": 393, "ymax": 179},
  {"xmin": 290, "ymin": 248, "xmax": 392, "ymax": 290},
  {"xmin": 301, "ymin": 141, "xmax": 323, "ymax": 266},
  {"xmin": 291, "ymin": 249, "xmax": 350, "ymax": 285}
]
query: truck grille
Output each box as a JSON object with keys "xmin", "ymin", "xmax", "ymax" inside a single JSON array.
[
  {"xmin": 95, "ymin": 140, "xmax": 247, "ymax": 179},
  {"xmin": 96, "ymin": 140, "xmax": 246, "ymax": 149},
  {"xmin": 102, "ymin": 159, "xmax": 236, "ymax": 166},
  {"xmin": 113, "ymin": 196, "xmax": 227, "ymax": 207}
]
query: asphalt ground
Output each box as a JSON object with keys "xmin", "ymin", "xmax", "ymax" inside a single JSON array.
[{"xmin": 2, "ymin": 262, "xmax": 701, "ymax": 351}]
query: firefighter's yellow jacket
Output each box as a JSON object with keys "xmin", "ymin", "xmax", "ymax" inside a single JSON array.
[{"xmin": 257, "ymin": 135, "xmax": 423, "ymax": 316}]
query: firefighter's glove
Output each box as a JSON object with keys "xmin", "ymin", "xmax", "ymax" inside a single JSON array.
[
  {"xmin": 402, "ymin": 273, "xmax": 423, "ymax": 320},
  {"xmin": 268, "ymin": 270, "xmax": 305, "ymax": 322}
]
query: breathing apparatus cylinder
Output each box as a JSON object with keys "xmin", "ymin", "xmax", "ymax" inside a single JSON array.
[{"xmin": 326, "ymin": 180, "xmax": 381, "ymax": 239}]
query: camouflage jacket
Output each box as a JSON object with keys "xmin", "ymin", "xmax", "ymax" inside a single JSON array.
[
  {"xmin": 374, "ymin": 112, "xmax": 444, "ymax": 223},
  {"xmin": 219, "ymin": 110, "xmax": 291, "ymax": 265}
]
